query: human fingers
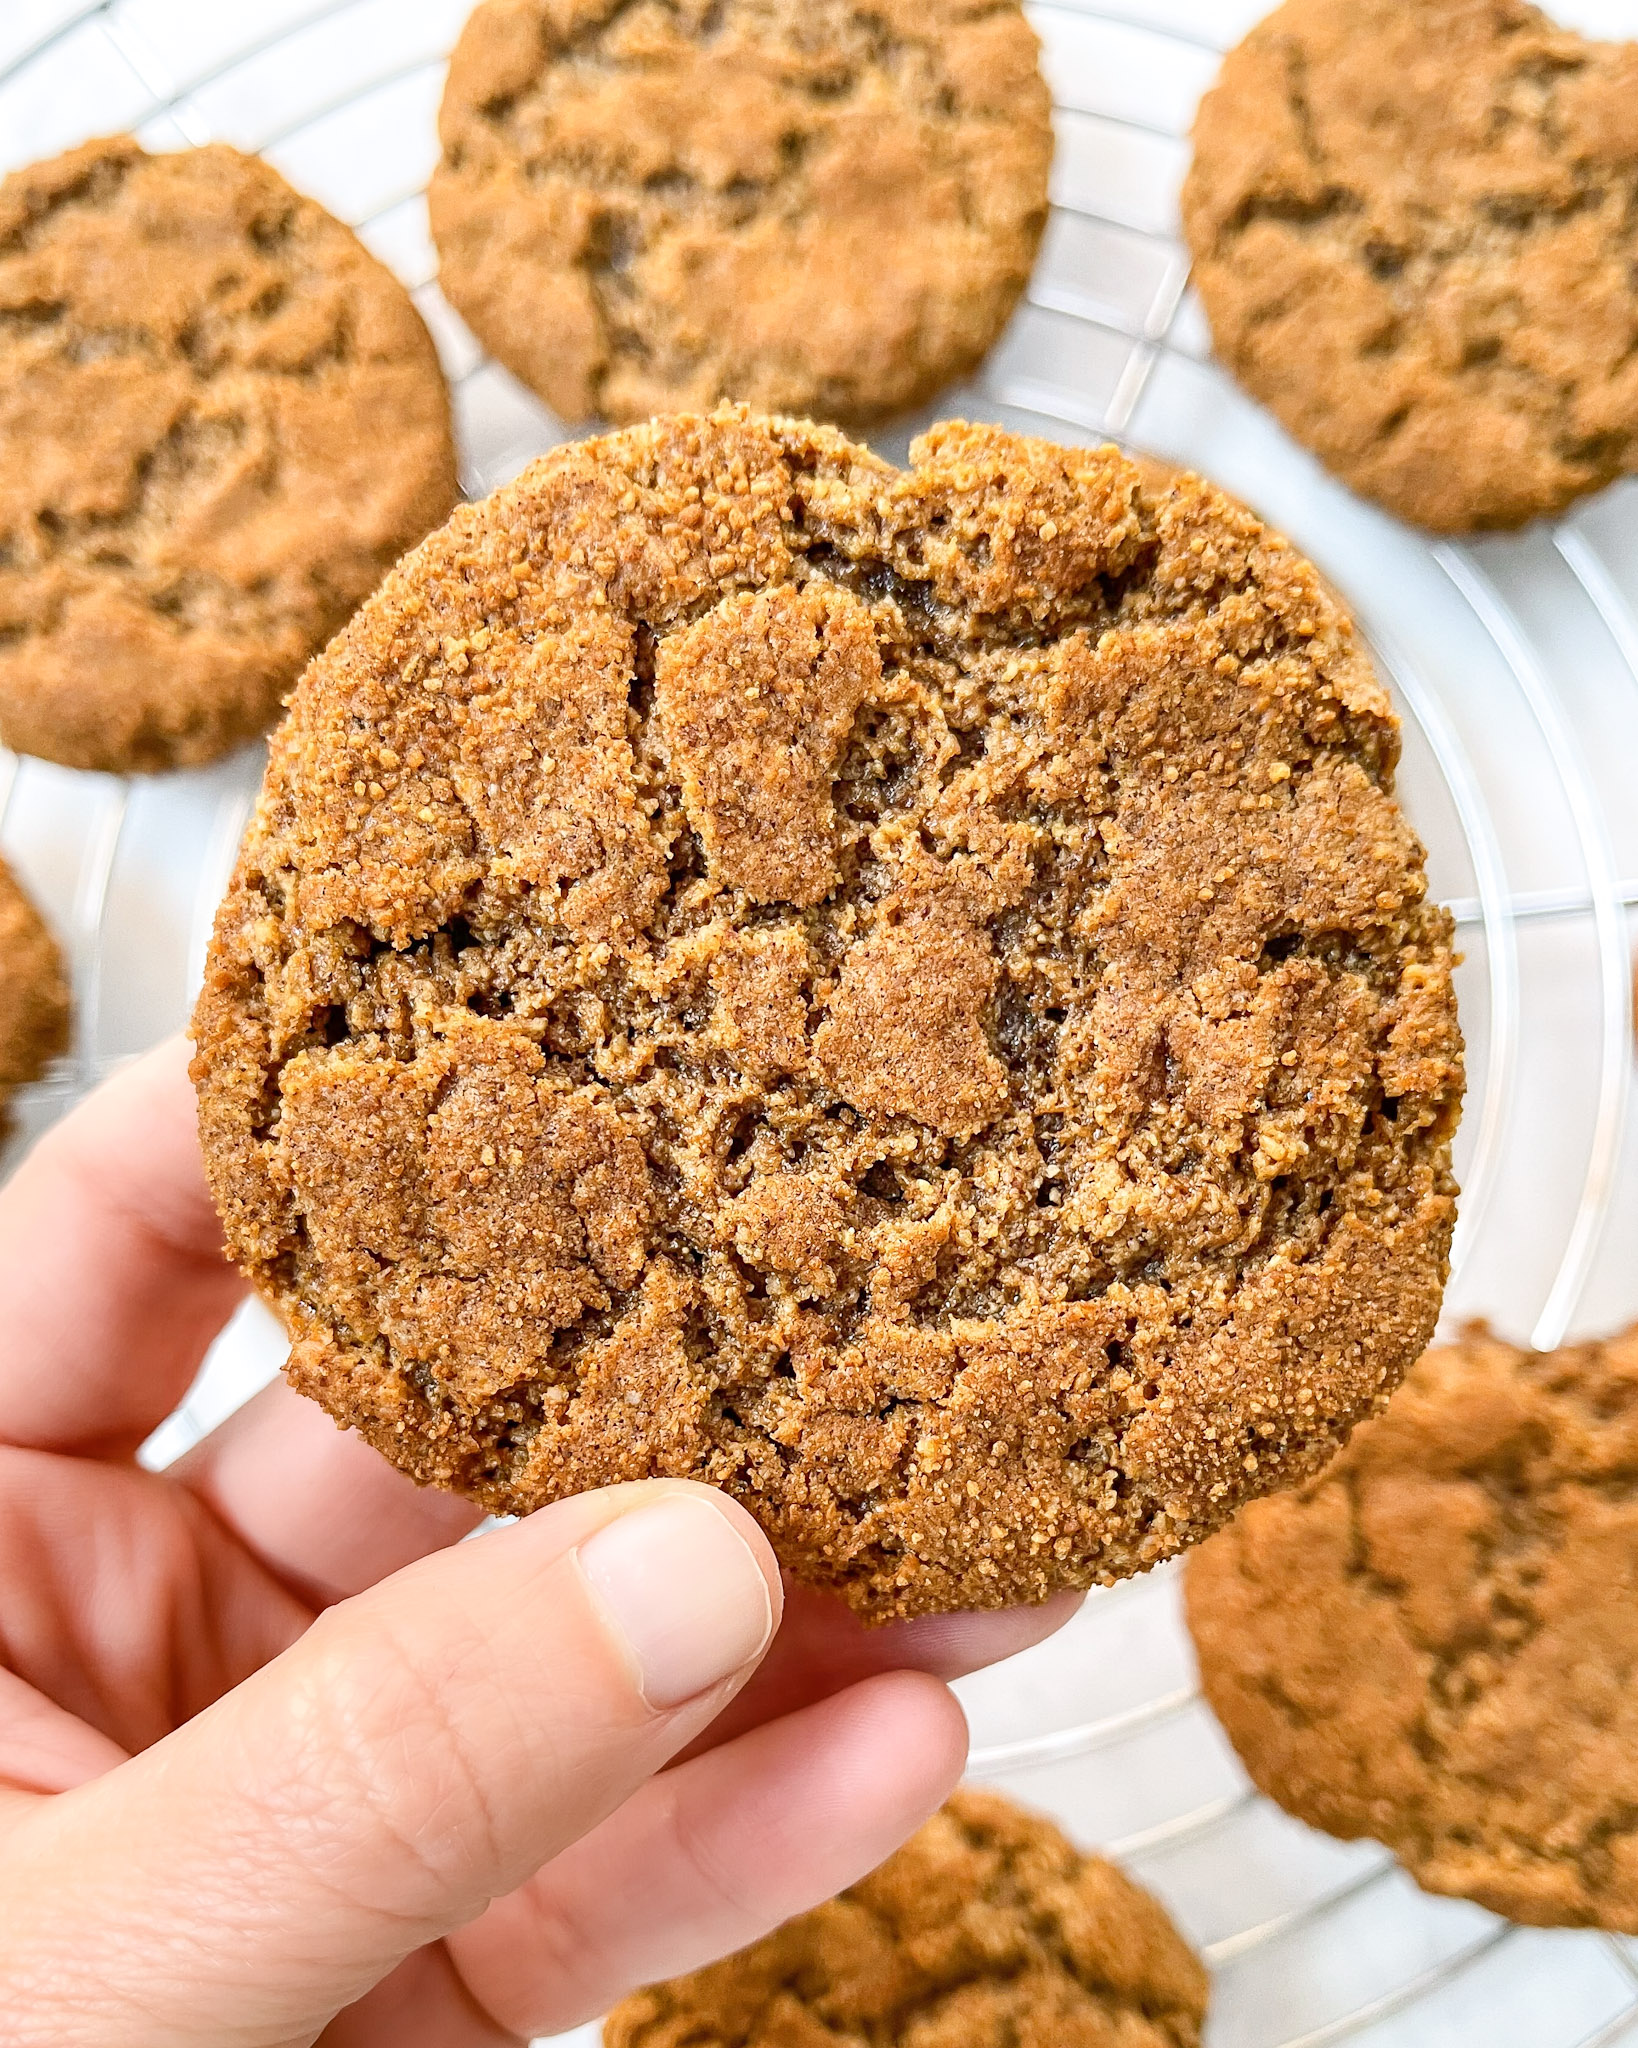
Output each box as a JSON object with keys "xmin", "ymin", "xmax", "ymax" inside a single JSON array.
[
  {"xmin": 174, "ymin": 1378, "xmax": 481, "ymax": 1609},
  {"xmin": 675, "ymin": 1579, "xmax": 1084, "ymax": 1762},
  {"xmin": 0, "ymin": 1665, "xmax": 128, "ymax": 1798},
  {"xmin": 450, "ymin": 1668, "xmax": 968, "ymax": 2038},
  {"xmin": 0, "ymin": 1039, "xmax": 244, "ymax": 1457},
  {"xmin": 317, "ymin": 1947, "xmax": 518, "ymax": 2048},
  {"xmin": 0, "ymin": 1445, "xmax": 310, "ymax": 1766},
  {"xmin": 0, "ymin": 1480, "xmax": 779, "ymax": 2048},
  {"xmin": 178, "ymin": 1378, "xmax": 1078, "ymax": 1735}
]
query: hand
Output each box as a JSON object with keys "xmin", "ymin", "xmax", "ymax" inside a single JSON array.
[{"xmin": 0, "ymin": 1042, "xmax": 1078, "ymax": 2047}]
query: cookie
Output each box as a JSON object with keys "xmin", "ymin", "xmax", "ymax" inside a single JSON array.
[
  {"xmin": 0, "ymin": 855, "xmax": 70, "ymax": 1135},
  {"xmin": 1182, "ymin": 0, "xmax": 1638, "ymax": 532},
  {"xmin": 191, "ymin": 407, "xmax": 1463, "ymax": 1623},
  {"xmin": 1187, "ymin": 1321, "xmax": 1638, "ymax": 1930},
  {"xmin": 604, "ymin": 1786, "xmax": 1209, "ymax": 2047},
  {"xmin": 0, "ymin": 137, "xmax": 459, "ymax": 774},
  {"xmin": 428, "ymin": 0, "xmax": 1052, "ymax": 429}
]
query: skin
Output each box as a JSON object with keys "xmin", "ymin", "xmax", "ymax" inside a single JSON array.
[{"xmin": 0, "ymin": 1040, "xmax": 1078, "ymax": 2047}]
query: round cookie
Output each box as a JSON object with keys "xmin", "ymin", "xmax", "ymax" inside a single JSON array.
[
  {"xmin": 1187, "ymin": 1322, "xmax": 1638, "ymax": 1930},
  {"xmin": 0, "ymin": 137, "xmax": 459, "ymax": 774},
  {"xmin": 1182, "ymin": 0, "xmax": 1638, "ymax": 532},
  {"xmin": 0, "ymin": 856, "xmax": 70, "ymax": 1135},
  {"xmin": 191, "ymin": 407, "xmax": 1464, "ymax": 1622},
  {"xmin": 604, "ymin": 1787, "xmax": 1210, "ymax": 2047},
  {"xmin": 428, "ymin": 0, "xmax": 1052, "ymax": 428}
]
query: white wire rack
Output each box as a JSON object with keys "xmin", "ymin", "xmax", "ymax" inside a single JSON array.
[{"xmin": 4, "ymin": 2, "xmax": 1638, "ymax": 2043}]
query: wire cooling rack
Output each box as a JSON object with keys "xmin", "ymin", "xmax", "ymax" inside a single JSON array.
[{"xmin": 5, "ymin": 2, "xmax": 1638, "ymax": 2042}]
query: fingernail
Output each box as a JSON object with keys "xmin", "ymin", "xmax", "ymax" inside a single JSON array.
[{"xmin": 577, "ymin": 1494, "xmax": 775, "ymax": 1710}]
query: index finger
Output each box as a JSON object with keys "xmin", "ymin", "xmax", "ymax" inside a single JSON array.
[
  {"xmin": 0, "ymin": 1039, "xmax": 246, "ymax": 1456},
  {"xmin": 674, "ymin": 1580, "xmax": 1084, "ymax": 1766}
]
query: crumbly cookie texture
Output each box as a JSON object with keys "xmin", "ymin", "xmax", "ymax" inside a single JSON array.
[
  {"xmin": 0, "ymin": 137, "xmax": 458, "ymax": 774},
  {"xmin": 1183, "ymin": 0, "xmax": 1638, "ymax": 532},
  {"xmin": 0, "ymin": 856, "xmax": 70, "ymax": 1136},
  {"xmin": 428, "ymin": 0, "xmax": 1051, "ymax": 428},
  {"xmin": 1188, "ymin": 1322, "xmax": 1638, "ymax": 1930},
  {"xmin": 603, "ymin": 1787, "xmax": 1210, "ymax": 2047},
  {"xmin": 192, "ymin": 407, "xmax": 1463, "ymax": 1622}
]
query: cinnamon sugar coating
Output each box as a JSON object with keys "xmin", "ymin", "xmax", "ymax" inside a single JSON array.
[
  {"xmin": 604, "ymin": 1788, "xmax": 1209, "ymax": 2046},
  {"xmin": 1189, "ymin": 1323, "xmax": 1638, "ymax": 1930},
  {"xmin": 192, "ymin": 409, "xmax": 1463, "ymax": 1620}
]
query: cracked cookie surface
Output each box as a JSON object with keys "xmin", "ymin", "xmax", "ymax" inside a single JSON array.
[
  {"xmin": 1188, "ymin": 1322, "xmax": 1638, "ymax": 1929},
  {"xmin": 0, "ymin": 137, "xmax": 459, "ymax": 773},
  {"xmin": 428, "ymin": 0, "xmax": 1052, "ymax": 428},
  {"xmin": 0, "ymin": 856, "xmax": 69, "ymax": 1138},
  {"xmin": 1182, "ymin": 0, "xmax": 1638, "ymax": 532},
  {"xmin": 191, "ymin": 407, "xmax": 1462, "ymax": 1622},
  {"xmin": 604, "ymin": 1786, "xmax": 1209, "ymax": 2047}
]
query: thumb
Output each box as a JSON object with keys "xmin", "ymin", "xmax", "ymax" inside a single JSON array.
[{"xmin": 0, "ymin": 1480, "xmax": 780, "ymax": 2048}]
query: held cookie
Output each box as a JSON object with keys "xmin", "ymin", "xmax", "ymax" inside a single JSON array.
[
  {"xmin": 1183, "ymin": 0, "xmax": 1638, "ymax": 532},
  {"xmin": 0, "ymin": 138, "xmax": 459, "ymax": 774},
  {"xmin": 192, "ymin": 407, "xmax": 1463, "ymax": 1622},
  {"xmin": 1187, "ymin": 1323, "xmax": 1638, "ymax": 1930},
  {"xmin": 604, "ymin": 1787, "xmax": 1209, "ymax": 2047},
  {"xmin": 0, "ymin": 856, "xmax": 70, "ymax": 1136},
  {"xmin": 428, "ymin": 0, "xmax": 1052, "ymax": 428}
]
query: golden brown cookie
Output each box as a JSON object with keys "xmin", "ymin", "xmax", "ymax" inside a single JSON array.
[
  {"xmin": 0, "ymin": 855, "xmax": 70, "ymax": 1135},
  {"xmin": 1182, "ymin": 0, "xmax": 1638, "ymax": 532},
  {"xmin": 604, "ymin": 1787, "xmax": 1210, "ymax": 2047},
  {"xmin": 428, "ymin": 0, "xmax": 1052, "ymax": 428},
  {"xmin": 0, "ymin": 137, "xmax": 459, "ymax": 774},
  {"xmin": 191, "ymin": 407, "xmax": 1463, "ymax": 1622},
  {"xmin": 1187, "ymin": 1322, "xmax": 1638, "ymax": 1930}
]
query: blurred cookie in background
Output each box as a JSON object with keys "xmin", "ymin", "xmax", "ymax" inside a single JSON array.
[
  {"xmin": 604, "ymin": 1786, "xmax": 1209, "ymax": 2047},
  {"xmin": 1188, "ymin": 1321, "xmax": 1638, "ymax": 1930},
  {"xmin": 0, "ymin": 855, "xmax": 70, "ymax": 1137},
  {"xmin": 429, "ymin": 0, "xmax": 1052, "ymax": 428},
  {"xmin": 0, "ymin": 137, "xmax": 459, "ymax": 775},
  {"xmin": 1183, "ymin": 0, "xmax": 1638, "ymax": 532}
]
